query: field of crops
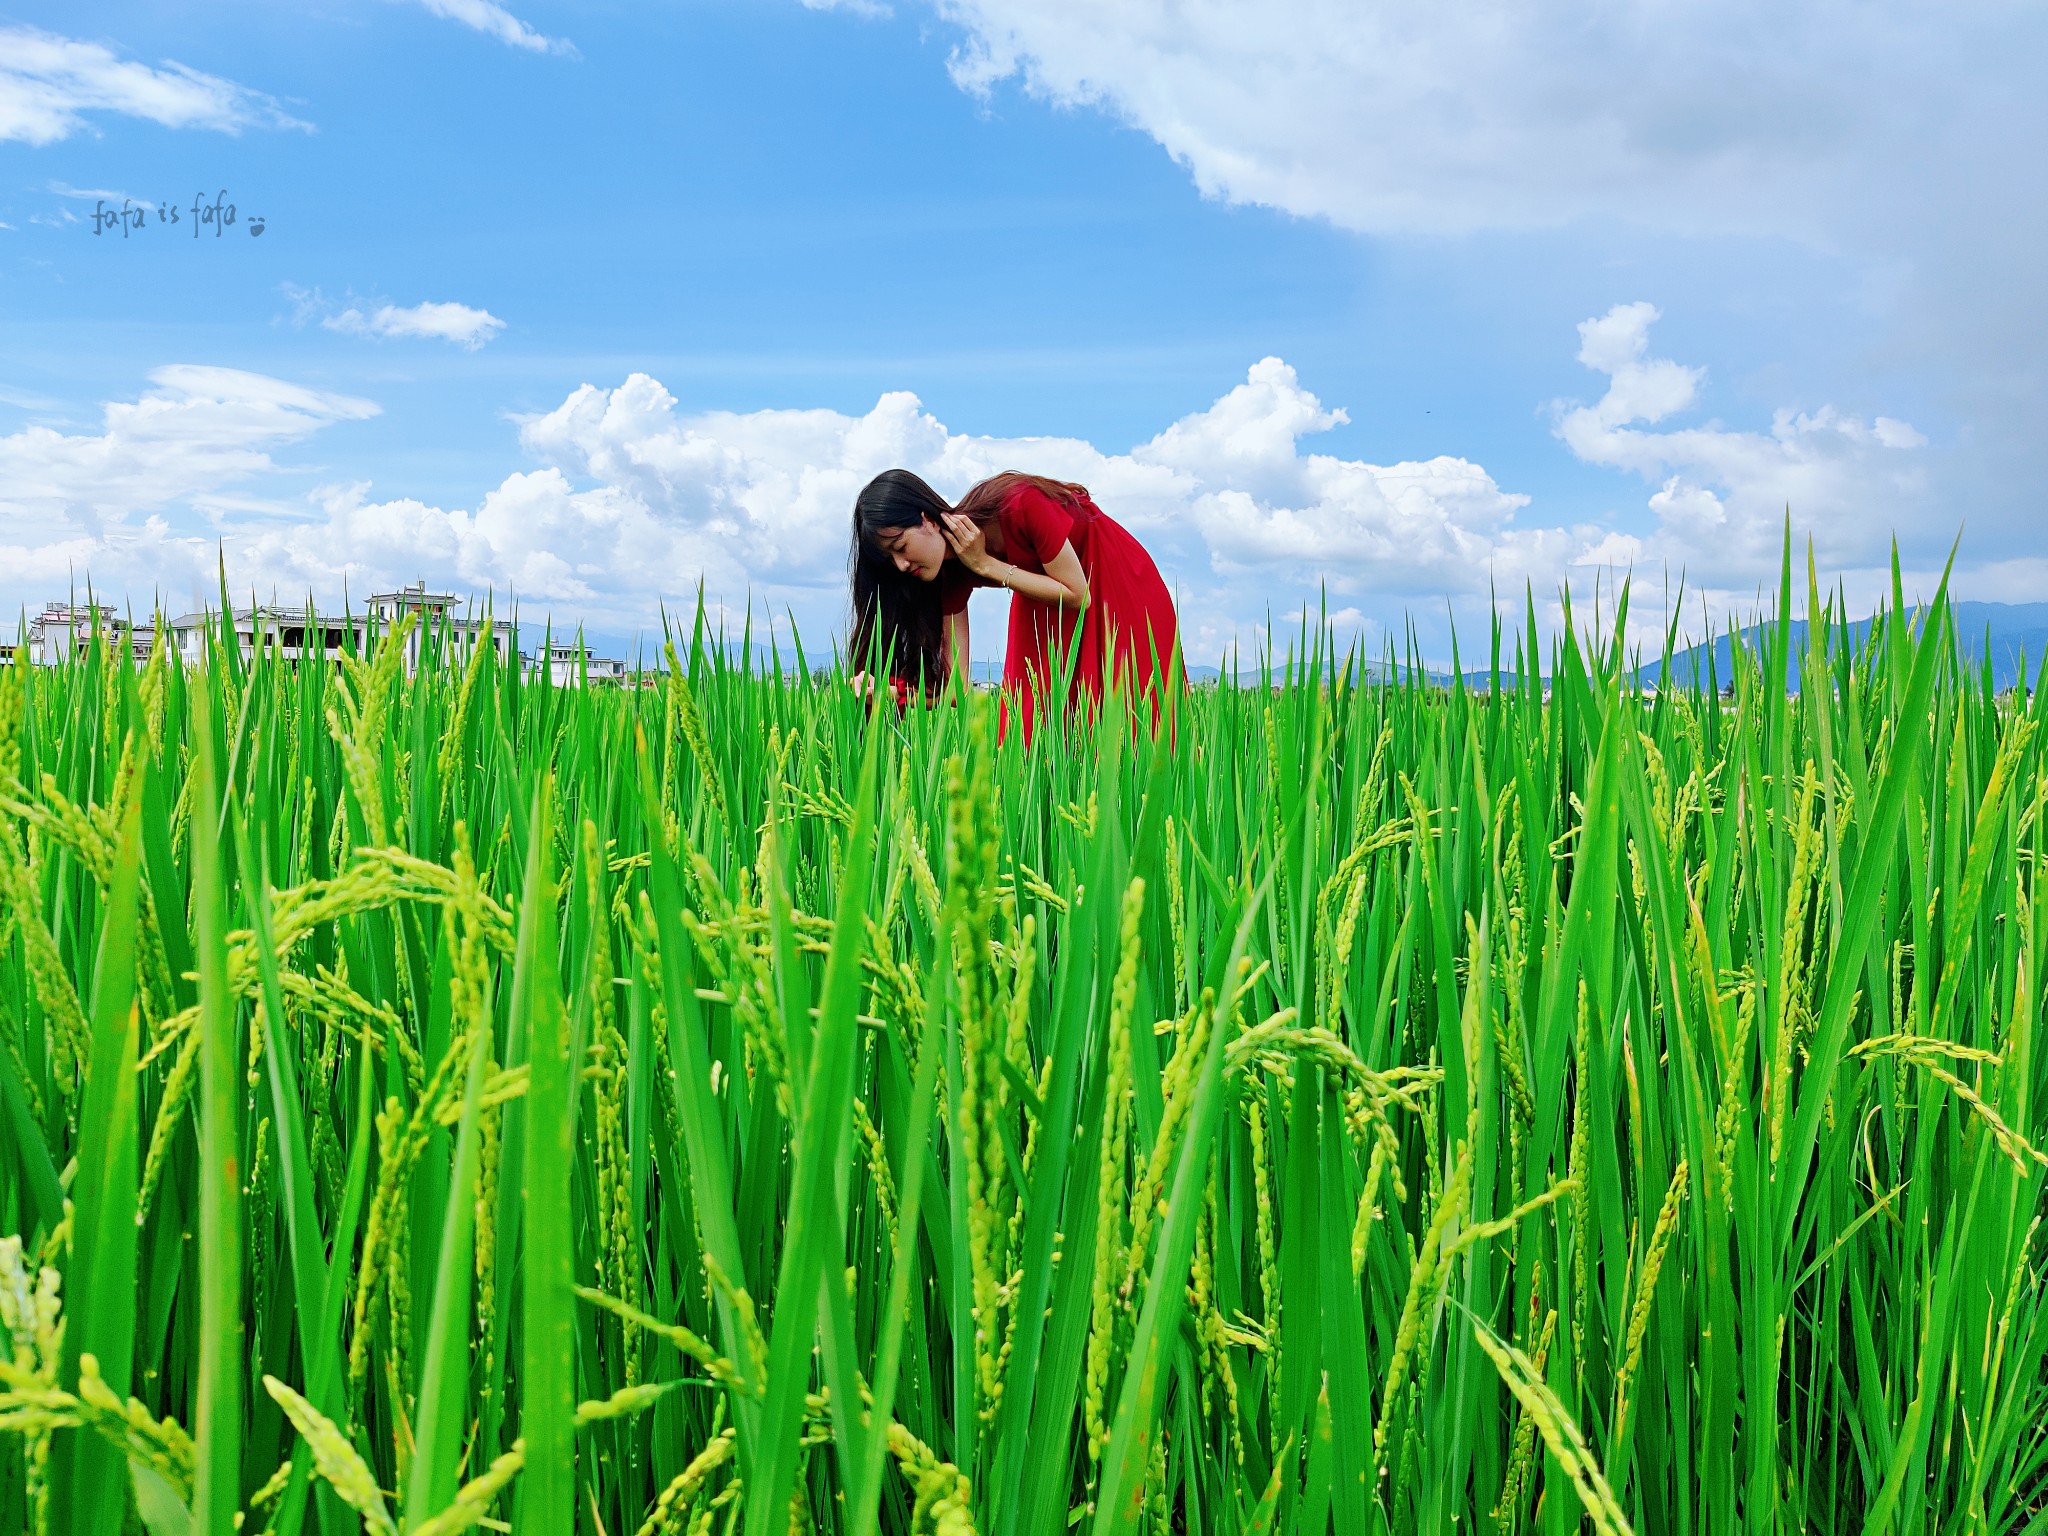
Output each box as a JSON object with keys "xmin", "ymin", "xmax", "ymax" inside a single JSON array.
[{"xmin": 1, "ymin": 563, "xmax": 2044, "ymax": 1536}]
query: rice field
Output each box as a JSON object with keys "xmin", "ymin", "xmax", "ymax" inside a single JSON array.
[{"xmin": 1, "ymin": 557, "xmax": 2045, "ymax": 1535}]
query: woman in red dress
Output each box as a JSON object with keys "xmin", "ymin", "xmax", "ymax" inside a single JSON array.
[{"xmin": 849, "ymin": 468, "xmax": 1179, "ymax": 739}]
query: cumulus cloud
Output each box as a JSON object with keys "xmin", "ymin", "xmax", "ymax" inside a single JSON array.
[
  {"xmin": 512, "ymin": 357, "xmax": 1566, "ymax": 608},
  {"xmin": 0, "ymin": 355, "xmax": 1556, "ymax": 644},
  {"xmin": 1124, "ymin": 359, "xmax": 1575, "ymax": 596},
  {"xmin": 1556, "ymin": 303, "xmax": 1928, "ymax": 584},
  {"xmin": 414, "ymin": 0, "xmax": 573, "ymax": 55},
  {"xmin": 1566, "ymin": 304, "xmax": 1703, "ymax": 433},
  {"xmin": 0, "ymin": 26, "xmax": 308, "ymax": 144},
  {"xmin": 0, "ymin": 313, "xmax": 1949, "ymax": 656},
  {"xmin": 228, "ymin": 473, "xmax": 684, "ymax": 607},
  {"xmin": 323, "ymin": 300, "xmax": 507, "ymax": 350}
]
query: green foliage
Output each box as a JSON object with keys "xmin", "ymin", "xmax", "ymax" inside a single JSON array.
[{"xmin": 2, "ymin": 560, "xmax": 2046, "ymax": 1535}]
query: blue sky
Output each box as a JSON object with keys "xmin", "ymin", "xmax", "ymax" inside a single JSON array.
[{"xmin": 2, "ymin": 0, "xmax": 2041, "ymax": 663}]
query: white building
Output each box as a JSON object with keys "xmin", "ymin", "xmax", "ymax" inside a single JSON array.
[
  {"xmin": 363, "ymin": 582, "xmax": 509, "ymax": 673},
  {"xmin": 531, "ymin": 639, "xmax": 630, "ymax": 687},
  {"xmin": 168, "ymin": 582, "xmax": 511, "ymax": 672},
  {"xmin": 20, "ymin": 584, "xmax": 637, "ymax": 686},
  {"xmin": 23, "ymin": 603, "xmax": 161, "ymax": 666},
  {"xmin": 169, "ymin": 606, "xmax": 361, "ymax": 667}
]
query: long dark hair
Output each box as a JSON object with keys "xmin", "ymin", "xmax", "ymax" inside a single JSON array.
[{"xmin": 849, "ymin": 469, "xmax": 1091, "ymax": 688}]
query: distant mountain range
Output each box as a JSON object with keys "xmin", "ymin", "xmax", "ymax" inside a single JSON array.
[
  {"xmin": 1157, "ymin": 599, "xmax": 2048, "ymax": 694},
  {"xmin": 1635, "ymin": 600, "xmax": 2048, "ymax": 693},
  {"xmin": 617, "ymin": 599, "xmax": 2048, "ymax": 692}
]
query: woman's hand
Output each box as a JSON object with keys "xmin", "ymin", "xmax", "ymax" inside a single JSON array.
[
  {"xmin": 940, "ymin": 512, "xmax": 995, "ymax": 576},
  {"xmin": 850, "ymin": 670, "xmax": 914, "ymax": 713}
]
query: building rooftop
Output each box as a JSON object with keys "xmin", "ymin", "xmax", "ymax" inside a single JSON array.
[{"xmin": 366, "ymin": 580, "xmax": 462, "ymax": 609}]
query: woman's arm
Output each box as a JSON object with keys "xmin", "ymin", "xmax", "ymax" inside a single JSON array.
[
  {"xmin": 941, "ymin": 513, "xmax": 1090, "ymax": 611},
  {"xmin": 945, "ymin": 607, "xmax": 970, "ymax": 679}
]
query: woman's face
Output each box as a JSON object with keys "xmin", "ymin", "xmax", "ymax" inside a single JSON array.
[{"xmin": 873, "ymin": 517, "xmax": 947, "ymax": 582}]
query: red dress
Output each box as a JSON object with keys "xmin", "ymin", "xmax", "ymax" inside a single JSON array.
[{"xmin": 940, "ymin": 483, "xmax": 1179, "ymax": 741}]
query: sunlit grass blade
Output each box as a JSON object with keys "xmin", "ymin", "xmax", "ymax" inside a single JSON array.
[
  {"xmin": 745, "ymin": 709, "xmax": 884, "ymax": 1536},
  {"xmin": 1091, "ymin": 881, "xmax": 1262, "ymax": 1536},
  {"xmin": 516, "ymin": 776, "xmax": 576, "ymax": 1535},
  {"xmin": 190, "ymin": 673, "xmax": 243, "ymax": 1535},
  {"xmin": 60, "ymin": 752, "xmax": 146, "ymax": 1532}
]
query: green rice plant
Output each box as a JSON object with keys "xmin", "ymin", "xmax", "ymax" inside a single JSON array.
[{"xmin": 0, "ymin": 540, "xmax": 2045, "ymax": 1534}]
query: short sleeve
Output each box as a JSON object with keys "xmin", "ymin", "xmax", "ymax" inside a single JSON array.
[{"xmin": 1003, "ymin": 485, "xmax": 1076, "ymax": 568}]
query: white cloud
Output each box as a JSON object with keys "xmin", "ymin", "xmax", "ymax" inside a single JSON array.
[
  {"xmin": 324, "ymin": 300, "xmax": 507, "ymax": 350},
  {"xmin": 0, "ymin": 366, "xmax": 376, "ymax": 528},
  {"xmin": 414, "ymin": 0, "xmax": 573, "ymax": 55},
  {"xmin": 0, "ymin": 314, "xmax": 1952, "ymax": 658},
  {"xmin": 801, "ymin": 0, "xmax": 895, "ymax": 19},
  {"xmin": 229, "ymin": 474, "xmax": 680, "ymax": 607},
  {"xmin": 1118, "ymin": 359, "xmax": 1575, "ymax": 596},
  {"xmin": 926, "ymin": 1, "xmax": 2034, "ymax": 242},
  {"xmin": 1557, "ymin": 303, "xmax": 1928, "ymax": 584},
  {"xmin": 47, "ymin": 180, "xmax": 135, "ymax": 203},
  {"xmin": 512, "ymin": 357, "xmax": 1567, "ymax": 607},
  {"xmin": 0, "ymin": 356, "xmax": 1556, "ymax": 647},
  {"xmin": 0, "ymin": 367, "xmax": 377, "ymax": 610},
  {"xmin": 1567, "ymin": 304, "xmax": 1703, "ymax": 431},
  {"xmin": 0, "ymin": 26, "xmax": 308, "ymax": 144}
]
